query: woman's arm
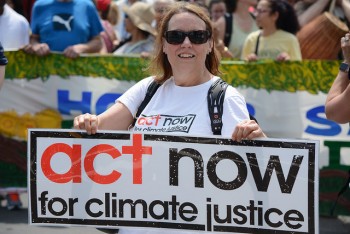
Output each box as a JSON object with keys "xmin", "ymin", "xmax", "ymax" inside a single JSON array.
[
  {"xmin": 296, "ymin": 0, "xmax": 331, "ymax": 27},
  {"xmin": 325, "ymin": 33, "xmax": 350, "ymax": 123},
  {"xmin": 74, "ymin": 102, "xmax": 134, "ymax": 135}
]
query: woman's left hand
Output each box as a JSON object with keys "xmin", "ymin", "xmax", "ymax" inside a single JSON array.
[
  {"xmin": 232, "ymin": 119, "xmax": 266, "ymax": 142},
  {"xmin": 276, "ymin": 52, "xmax": 290, "ymax": 61}
]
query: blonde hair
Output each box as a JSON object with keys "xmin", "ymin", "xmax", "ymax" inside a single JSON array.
[{"xmin": 107, "ymin": 2, "xmax": 119, "ymax": 26}]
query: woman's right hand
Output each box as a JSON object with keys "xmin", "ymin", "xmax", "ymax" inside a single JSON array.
[{"xmin": 73, "ymin": 113, "xmax": 99, "ymax": 135}]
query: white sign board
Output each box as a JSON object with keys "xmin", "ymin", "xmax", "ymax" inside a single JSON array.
[{"xmin": 28, "ymin": 129, "xmax": 319, "ymax": 233}]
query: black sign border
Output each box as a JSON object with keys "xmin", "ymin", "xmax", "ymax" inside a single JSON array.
[{"xmin": 29, "ymin": 130, "xmax": 316, "ymax": 234}]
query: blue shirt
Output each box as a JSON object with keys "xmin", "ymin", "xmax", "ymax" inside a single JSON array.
[{"xmin": 31, "ymin": 0, "xmax": 103, "ymax": 52}]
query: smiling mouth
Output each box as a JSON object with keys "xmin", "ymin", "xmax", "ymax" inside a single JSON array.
[{"xmin": 178, "ymin": 53, "xmax": 195, "ymax": 58}]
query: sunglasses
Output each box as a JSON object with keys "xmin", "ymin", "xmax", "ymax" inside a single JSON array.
[{"xmin": 164, "ymin": 30, "xmax": 211, "ymax": 45}]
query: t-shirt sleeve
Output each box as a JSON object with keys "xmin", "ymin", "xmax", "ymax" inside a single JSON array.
[
  {"xmin": 87, "ymin": 3, "xmax": 104, "ymax": 38},
  {"xmin": 0, "ymin": 42, "xmax": 8, "ymax": 66},
  {"xmin": 117, "ymin": 76, "xmax": 155, "ymax": 117},
  {"xmin": 221, "ymin": 85, "xmax": 250, "ymax": 137},
  {"xmin": 288, "ymin": 36, "xmax": 302, "ymax": 61}
]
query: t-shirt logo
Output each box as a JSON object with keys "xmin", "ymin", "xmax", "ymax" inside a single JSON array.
[
  {"xmin": 134, "ymin": 114, "xmax": 196, "ymax": 133},
  {"xmin": 52, "ymin": 14, "xmax": 74, "ymax": 31}
]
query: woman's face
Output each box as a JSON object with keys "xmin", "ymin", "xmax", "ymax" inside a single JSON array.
[
  {"xmin": 210, "ymin": 2, "xmax": 226, "ymax": 22},
  {"xmin": 124, "ymin": 15, "xmax": 137, "ymax": 33},
  {"xmin": 154, "ymin": 1, "xmax": 172, "ymax": 27},
  {"xmin": 163, "ymin": 12, "xmax": 213, "ymax": 71},
  {"xmin": 255, "ymin": 0, "xmax": 278, "ymax": 28}
]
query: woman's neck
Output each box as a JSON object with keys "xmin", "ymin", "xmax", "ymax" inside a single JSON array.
[
  {"xmin": 172, "ymin": 69, "xmax": 212, "ymax": 87},
  {"xmin": 130, "ymin": 30, "xmax": 147, "ymax": 43},
  {"xmin": 261, "ymin": 25, "xmax": 277, "ymax": 37}
]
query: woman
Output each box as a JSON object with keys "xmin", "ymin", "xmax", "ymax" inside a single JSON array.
[
  {"xmin": 241, "ymin": 0, "xmax": 301, "ymax": 61},
  {"xmin": 113, "ymin": 1, "xmax": 156, "ymax": 55},
  {"xmin": 325, "ymin": 32, "xmax": 350, "ymax": 123},
  {"xmin": 75, "ymin": 2, "xmax": 265, "ymax": 143},
  {"xmin": 240, "ymin": 0, "xmax": 303, "ymax": 139},
  {"xmin": 214, "ymin": 0, "xmax": 258, "ymax": 59}
]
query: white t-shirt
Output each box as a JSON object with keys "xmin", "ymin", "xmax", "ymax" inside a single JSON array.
[
  {"xmin": 118, "ymin": 76, "xmax": 249, "ymax": 139},
  {"xmin": 117, "ymin": 76, "xmax": 249, "ymax": 234},
  {"xmin": 0, "ymin": 4, "xmax": 30, "ymax": 49}
]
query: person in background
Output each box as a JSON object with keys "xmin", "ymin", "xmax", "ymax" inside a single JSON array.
[
  {"xmin": 22, "ymin": 0, "xmax": 104, "ymax": 59},
  {"xmin": 96, "ymin": 0, "xmax": 120, "ymax": 53},
  {"xmin": 153, "ymin": 0, "xmax": 175, "ymax": 29},
  {"xmin": 0, "ymin": 0, "xmax": 30, "ymax": 49},
  {"xmin": 208, "ymin": 0, "xmax": 226, "ymax": 22},
  {"xmin": 191, "ymin": 0, "xmax": 210, "ymax": 16},
  {"xmin": 294, "ymin": 0, "xmax": 350, "ymax": 28},
  {"xmin": 139, "ymin": 0, "xmax": 175, "ymax": 58},
  {"xmin": 241, "ymin": 0, "xmax": 303, "ymax": 139},
  {"xmin": 0, "ymin": 0, "xmax": 30, "ymax": 211},
  {"xmin": 241, "ymin": 0, "xmax": 301, "ymax": 61},
  {"xmin": 325, "ymin": 32, "xmax": 350, "ymax": 123},
  {"xmin": 214, "ymin": 0, "xmax": 258, "ymax": 59},
  {"xmin": 0, "ymin": 41, "xmax": 23, "ymax": 211},
  {"xmin": 113, "ymin": 1, "xmax": 156, "ymax": 55},
  {"xmin": 113, "ymin": 0, "xmax": 139, "ymax": 42}
]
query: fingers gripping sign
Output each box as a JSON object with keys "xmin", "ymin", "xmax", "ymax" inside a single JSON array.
[
  {"xmin": 74, "ymin": 114, "xmax": 98, "ymax": 135},
  {"xmin": 232, "ymin": 119, "xmax": 266, "ymax": 142}
]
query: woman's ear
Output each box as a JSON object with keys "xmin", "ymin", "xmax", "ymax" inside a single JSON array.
[{"xmin": 209, "ymin": 39, "xmax": 213, "ymax": 53}]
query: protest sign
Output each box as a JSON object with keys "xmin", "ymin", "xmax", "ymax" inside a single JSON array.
[{"xmin": 28, "ymin": 129, "xmax": 319, "ymax": 233}]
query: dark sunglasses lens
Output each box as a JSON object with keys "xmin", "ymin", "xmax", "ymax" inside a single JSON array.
[
  {"xmin": 165, "ymin": 31, "xmax": 210, "ymax": 45},
  {"xmin": 189, "ymin": 31, "xmax": 209, "ymax": 44},
  {"xmin": 165, "ymin": 31, "xmax": 185, "ymax": 44}
]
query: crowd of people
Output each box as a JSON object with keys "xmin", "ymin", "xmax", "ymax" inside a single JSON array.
[
  {"xmin": 1, "ymin": 0, "xmax": 350, "ymax": 60},
  {"xmin": 1, "ymin": 0, "xmax": 350, "ymax": 224}
]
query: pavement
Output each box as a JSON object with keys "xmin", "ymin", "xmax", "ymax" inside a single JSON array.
[{"xmin": 1, "ymin": 193, "xmax": 350, "ymax": 234}]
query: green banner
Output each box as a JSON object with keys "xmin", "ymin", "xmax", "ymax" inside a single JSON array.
[{"xmin": 5, "ymin": 50, "xmax": 339, "ymax": 94}]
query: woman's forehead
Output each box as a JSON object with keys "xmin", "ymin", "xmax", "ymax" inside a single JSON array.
[{"xmin": 167, "ymin": 12, "xmax": 206, "ymax": 30}]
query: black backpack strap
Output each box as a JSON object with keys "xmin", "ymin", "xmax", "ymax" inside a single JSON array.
[
  {"xmin": 255, "ymin": 32, "xmax": 261, "ymax": 56},
  {"xmin": 207, "ymin": 78, "xmax": 259, "ymax": 135},
  {"xmin": 132, "ymin": 80, "xmax": 161, "ymax": 127},
  {"xmin": 208, "ymin": 78, "xmax": 228, "ymax": 135},
  {"xmin": 330, "ymin": 169, "xmax": 350, "ymax": 216},
  {"xmin": 224, "ymin": 13, "xmax": 233, "ymax": 47}
]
